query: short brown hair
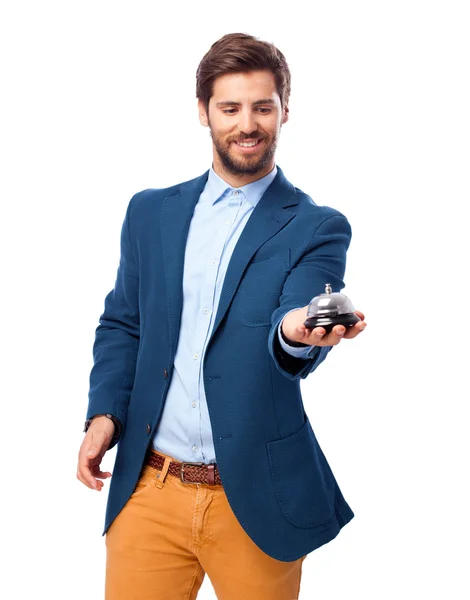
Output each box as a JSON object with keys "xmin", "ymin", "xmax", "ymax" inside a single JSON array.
[{"xmin": 196, "ymin": 33, "xmax": 291, "ymax": 112}]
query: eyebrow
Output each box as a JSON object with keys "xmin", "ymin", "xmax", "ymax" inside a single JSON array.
[{"xmin": 215, "ymin": 99, "xmax": 276, "ymax": 107}]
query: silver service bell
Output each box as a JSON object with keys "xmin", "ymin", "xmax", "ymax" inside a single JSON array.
[{"xmin": 304, "ymin": 283, "xmax": 360, "ymax": 333}]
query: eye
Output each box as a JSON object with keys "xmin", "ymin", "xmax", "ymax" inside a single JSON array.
[
  {"xmin": 222, "ymin": 108, "xmax": 237, "ymax": 114},
  {"xmin": 257, "ymin": 108, "xmax": 271, "ymax": 114}
]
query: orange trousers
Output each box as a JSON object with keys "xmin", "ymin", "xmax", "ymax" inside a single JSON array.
[{"xmin": 105, "ymin": 449, "xmax": 307, "ymax": 599}]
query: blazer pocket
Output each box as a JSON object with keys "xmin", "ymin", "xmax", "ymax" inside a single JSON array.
[
  {"xmin": 250, "ymin": 255, "xmax": 276, "ymax": 264},
  {"xmin": 250, "ymin": 248, "xmax": 290, "ymax": 266},
  {"xmin": 266, "ymin": 418, "xmax": 337, "ymax": 528}
]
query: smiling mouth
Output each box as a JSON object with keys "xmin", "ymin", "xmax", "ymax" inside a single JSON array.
[{"xmin": 233, "ymin": 138, "xmax": 263, "ymax": 148}]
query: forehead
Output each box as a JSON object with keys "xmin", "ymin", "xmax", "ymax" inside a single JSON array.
[{"xmin": 210, "ymin": 70, "xmax": 280, "ymax": 104}]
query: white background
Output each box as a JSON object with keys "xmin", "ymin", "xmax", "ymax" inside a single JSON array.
[{"xmin": 1, "ymin": 1, "xmax": 469, "ymax": 598}]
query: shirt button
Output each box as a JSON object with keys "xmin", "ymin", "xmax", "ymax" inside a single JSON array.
[
  {"xmin": 203, "ymin": 308, "xmax": 209, "ymax": 314},
  {"xmin": 224, "ymin": 219, "xmax": 230, "ymax": 225},
  {"xmin": 192, "ymin": 445, "xmax": 198, "ymax": 453},
  {"xmin": 212, "ymin": 260, "xmax": 217, "ymax": 266},
  {"xmin": 192, "ymin": 401, "xmax": 196, "ymax": 408},
  {"xmin": 194, "ymin": 353, "xmax": 199, "ymax": 360},
  {"xmin": 232, "ymin": 190, "xmax": 239, "ymax": 196}
]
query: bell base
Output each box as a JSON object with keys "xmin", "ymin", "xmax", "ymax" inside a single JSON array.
[{"xmin": 304, "ymin": 313, "xmax": 360, "ymax": 333}]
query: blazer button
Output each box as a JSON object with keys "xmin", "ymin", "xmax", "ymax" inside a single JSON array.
[
  {"xmin": 146, "ymin": 423, "xmax": 151, "ymax": 434},
  {"xmin": 163, "ymin": 368, "xmax": 168, "ymax": 378}
]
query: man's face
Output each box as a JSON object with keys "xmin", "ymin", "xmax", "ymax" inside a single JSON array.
[{"xmin": 198, "ymin": 70, "xmax": 288, "ymax": 179}]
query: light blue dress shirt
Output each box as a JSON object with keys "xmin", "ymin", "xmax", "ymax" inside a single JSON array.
[{"xmin": 152, "ymin": 165, "xmax": 316, "ymax": 464}]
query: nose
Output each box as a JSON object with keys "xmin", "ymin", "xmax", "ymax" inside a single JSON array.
[{"xmin": 237, "ymin": 110, "xmax": 258, "ymax": 136}]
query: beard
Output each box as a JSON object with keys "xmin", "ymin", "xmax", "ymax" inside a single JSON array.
[{"xmin": 208, "ymin": 123, "xmax": 280, "ymax": 176}]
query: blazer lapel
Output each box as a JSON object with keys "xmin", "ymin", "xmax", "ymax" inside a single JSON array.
[{"xmin": 160, "ymin": 171, "xmax": 209, "ymax": 355}]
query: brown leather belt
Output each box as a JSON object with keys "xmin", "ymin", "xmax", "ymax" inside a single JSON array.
[{"xmin": 145, "ymin": 450, "xmax": 222, "ymax": 486}]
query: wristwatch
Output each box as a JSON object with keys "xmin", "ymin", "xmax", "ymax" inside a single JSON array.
[
  {"xmin": 280, "ymin": 326, "xmax": 312, "ymax": 348},
  {"xmin": 83, "ymin": 413, "xmax": 123, "ymax": 446}
]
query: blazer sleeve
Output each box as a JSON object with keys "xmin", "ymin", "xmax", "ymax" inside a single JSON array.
[
  {"xmin": 85, "ymin": 196, "xmax": 140, "ymax": 446},
  {"xmin": 268, "ymin": 213, "xmax": 352, "ymax": 380}
]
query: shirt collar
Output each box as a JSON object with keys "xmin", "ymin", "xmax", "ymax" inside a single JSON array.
[{"xmin": 206, "ymin": 165, "xmax": 278, "ymax": 208}]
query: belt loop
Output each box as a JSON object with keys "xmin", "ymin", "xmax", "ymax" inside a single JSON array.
[
  {"xmin": 155, "ymin": 456, "xmax": 172, "ymax": 488},
  {"xmin": 207, "ymin": 464, "xmax": 215, "ymax": 486}
]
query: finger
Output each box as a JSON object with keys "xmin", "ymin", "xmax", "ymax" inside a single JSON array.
[
  {"xmin": 77, "ymin": 465, "xmax": 98, "ymax": 490},
  {"xmin": 354, "ymin": 310, "xmax": 365, "ymax": 321},
  {"xmin": 78, "ymin": 458, "xmax": 101, "ymax": 489},
  {"xmin": 90, "ymin": 465, "xmax": 112, "ymax": 479},
  {"xmin": 79, "ymin": 461, "xmax": 111, "ymax": 490},
  {"xmin": 333, "ymin": 325, "xmax": 346, "ymax": 336},
  {"xmin": 303, "ymin": 326, "xmax": 326, "ymax": 344},
  {"xmin": 343, "ymin": 320, "xmax": 367, "ymax": 339},
  {"xmin": 324, "ymin": 326, "xmax": 346, "ymax": 345}
]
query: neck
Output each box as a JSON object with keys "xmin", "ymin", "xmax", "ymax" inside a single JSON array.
[{"xmin": 211, "ymin": 157, "xmax": 275, "ymax": 187}]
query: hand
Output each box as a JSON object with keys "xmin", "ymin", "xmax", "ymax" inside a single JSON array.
[
  {"xmin": 77, "ymin": 416, "xmax": 115, "ymax": 491},
  {"xmin": 282, "ymin": 307, "xmax": 367, "ymax": 347}
]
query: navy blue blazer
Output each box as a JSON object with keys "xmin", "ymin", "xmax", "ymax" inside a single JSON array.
[{"xmin": 86, "ymin": 165, "xmax": 355, "ymax": 561}]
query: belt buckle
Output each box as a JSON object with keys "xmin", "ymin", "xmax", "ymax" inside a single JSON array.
[{"xmin": 180, "ymin": 461, "xmax": 205, "ymax": 484}]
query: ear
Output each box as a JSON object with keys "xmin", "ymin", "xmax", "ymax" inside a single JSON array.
[
  {"xmin": 281, "ymin": 105, "xmax": 289, "ymax": 125},
  {"xmin": 198, "ymin": 99, "xmax": 209, "ymax": 127}
]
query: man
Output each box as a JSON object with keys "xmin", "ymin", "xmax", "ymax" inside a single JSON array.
[{"xmin": 77, "ymin": 32, "xmax": 367, "ymax": 600}]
